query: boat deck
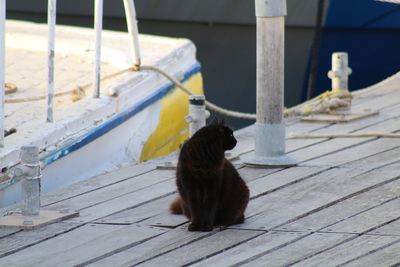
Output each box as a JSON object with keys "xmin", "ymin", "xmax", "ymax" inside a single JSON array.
[{"xmin": 2, "ymin": 72, "xmax": 400, "ymax": 266}]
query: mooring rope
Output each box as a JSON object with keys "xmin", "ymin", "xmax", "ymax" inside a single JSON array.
[{"xmin": 4, "ymin": 64, "xmax": 354, "ymax": 120}]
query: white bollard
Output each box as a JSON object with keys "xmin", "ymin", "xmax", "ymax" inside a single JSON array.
[
  {"xmin": 185, "ymin": 95, "xmax": 209, "ymax": 137},
  {"xmin": 20, "ymin": 146, "xmax": 41, "ymax": 216},
  {"xmin": 245, "ymin": 0, "xmax": 296, "ymax": 167},
  {"xmin": 327, "ymin": 52, "xmax": 352, "ymax": 93}
]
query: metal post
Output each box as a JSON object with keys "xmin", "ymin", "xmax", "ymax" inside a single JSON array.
[
  {"xmin": 185, "ymin": 95, "xmax": 209, "ymax": 137},
  {"xmin": 0, "ymin": 0, "xmax": 5, "ymax": 147},
  {"xmin": 93, "ymin": 0, "xmax": 103, "ymax": 98},
  {"xmin": 123, "ymin": 0, "xmax": 141, "ymax": 69},
  {"xmin": 47, "ymin": 0, "xmax": 56, "ymax": 123},
  {"xmin": 245, "ymin": 0, "xmax": 296, "ymax": 167},
  {"xmin": 327, "ymin": 52, "xmax": 352, "ymax": 93},
  {"xmin": 20, "ymin": 146, "xmax": 41, "ymax": 216}
]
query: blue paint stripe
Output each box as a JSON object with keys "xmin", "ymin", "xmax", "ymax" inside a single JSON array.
[{"xmin": 42, "ymin": 63, "xmax": 202, "ymax": 166}]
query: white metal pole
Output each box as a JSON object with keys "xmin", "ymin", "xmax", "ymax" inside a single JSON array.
[
  {"xmin": 0, "ymin": 0, "xmax": 4, "ymax": 147},
  {"xmin": 245, "ymin": 0, "xmax": 296, "ymax": 167},
  {"xmin": 93, "ymin": 0, "xmax": 103, "ymax": 98},
  {"xmin": 123, "ymin": 0, "xmax": 141, "ymax": 69},
  {"xmin": 47, "ymin": 0, "xmax": 56, "ymax": 123}
]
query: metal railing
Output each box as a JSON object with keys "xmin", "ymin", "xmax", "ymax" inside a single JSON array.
[{"xmin": 0, "ymin": 0, "xmax": 142, "ymax": 146}]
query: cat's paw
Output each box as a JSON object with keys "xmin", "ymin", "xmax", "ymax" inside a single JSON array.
[
  {"xmin": 188, "ymin": 223, "xmax": 213, "ymax": 232},
  {"xmin": 188, "ymin": 223, "xmax": 201, "ymax": 232},
  {"xmin": 200, "ymin": 225, "xmax": 213, "ymax": 232}
]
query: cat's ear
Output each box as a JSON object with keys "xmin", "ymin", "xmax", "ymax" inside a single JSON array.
[{"xmin": 219, "ymin": 119, "xmax": 225, "ymax": 126}]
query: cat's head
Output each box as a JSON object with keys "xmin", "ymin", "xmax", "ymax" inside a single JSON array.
[{"xmin": 210, "ymin": 118, "xmax": 237, "ymax": 151}]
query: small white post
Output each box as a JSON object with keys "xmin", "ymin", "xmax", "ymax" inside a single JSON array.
[
  {"xmin": 327, "ymin": 52, "xmax": 352, "ymax": 93},
  {"xmin": 47, "ymin": 0, "xmax": 56, "ymax": 123},
  {"xmin": 0, "ymin": 0, "xmax": 5, "ymax": 147},
  {"xmin": 20, "ymin": 146, "xmax": 41, "ymax": 217},
  {"xmin": 185, "ymin": 95, "xmax": 209, "ymax": 137},
  {"xmin": 123, "ymin": 0, "xmax": 141, "ymax": 69},
  {"xmin": 93, "ymin": 0, "xmax": 103, "ymax": 98},
  {"xmin": 245, "ymin": 0, "xmax": 296, "ymax": 167}
]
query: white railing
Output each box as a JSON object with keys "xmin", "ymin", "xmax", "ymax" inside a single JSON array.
[{"xmin": 0, "ymin": 0, "xmax": 142, "ymax": 147}]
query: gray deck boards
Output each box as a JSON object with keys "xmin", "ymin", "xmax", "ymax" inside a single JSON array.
[{"xmin": 2, "ymin": 75, "xmax": 400, "ymax": 266}]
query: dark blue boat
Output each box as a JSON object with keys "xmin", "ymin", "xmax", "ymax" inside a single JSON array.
[{"xmin": 306, "ymin": 0, "xmax": 400, "ymax": 99}]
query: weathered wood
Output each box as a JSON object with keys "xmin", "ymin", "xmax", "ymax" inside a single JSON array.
[
  {"xmin": 0, "ymin": 228, "xmax": 20, "ymax": 239},
  {"xmin": 95, "ymin": 194, "xmax": 176, "ymax": 225},
  {"xmin": 369, "ymin": 219, "xmax": 400, "ymax": 236},
  {"xmin": 247, "ymin": 166, "xmax": 324, "ymax": 199},
  {"xmin": 0, "ymin": 224, "xmax": 166, "ymax": 267},
  {"xmin": 279, "ymin": 178, "xmax": 400, "ymax": 232},
  {"xmin": 46, "ymin": 169, "xmax": 175, "ymax": 215},
  {"xmin": 86, "ymin": 225, "xmax": 215, "ymax": 267},
  {"xmin": 240, "ymin": 232, "xmax": 355, "ymax": 267},
  {"xmin": 190, "ymin": 231, "xmax": 308, "ymax": 267},
  {"xmin": 294, "ymin": 235, "xmax": 400, "ymax": 266},
  {"xmin": 136, "ymin": 229, "xmax": 262, "ymax": 267},
  {"xmin": 41, "ymin": 161, "xmax": 158, "ymax": 205},
  {"xmin": 301, "ymin": 110, "xmax": 379, "ymax": 123},
  {"xmin": 344, "ymin": 239, "xmax": 400, "ymax": 267},
  {"xmin": 235, "ymin": 160, "xmax": 400, "ymax": 230},
  {"xmin": 0, "ymin": 209, "xmax": 79, "ymax": 230},
  {"xmin": 0, "ymin": 222, "xmax": 81, "ymax": 258},
  {"xmin": 320, "ymin": 198, "xmax": 400, "ymax": 234},
  {"xmin": 66, "ymin": 179, "xmax": 176, "ymax": 223}
]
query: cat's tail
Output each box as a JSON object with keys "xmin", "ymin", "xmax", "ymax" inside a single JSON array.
[{"xmin": 170, "ymin": 197, "xmax": 183, "ymax": 214}]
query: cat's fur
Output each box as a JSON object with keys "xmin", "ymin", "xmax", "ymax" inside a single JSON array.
[{"xmin": 170, "ymin": 118, "xmax": 249, "ymax": 232}]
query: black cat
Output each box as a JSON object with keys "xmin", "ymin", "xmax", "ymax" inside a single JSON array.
[{"xmin": 170, "ymin": 118, "xmax": 249, "ymax": 231}]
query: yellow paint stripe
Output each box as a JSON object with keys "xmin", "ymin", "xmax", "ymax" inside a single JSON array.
[{"xmin": 140, "ymin": 73, "xmax": 204, "ymax": 161}]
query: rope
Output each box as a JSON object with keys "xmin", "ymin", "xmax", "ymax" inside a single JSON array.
[
  {"xmin": 5, "ymin": 67, "xmax": 135, "ymax": 104},
  {"xmin": 288, "ymin": 132, "xmax": 400, "ymax": 139},
  {"xmin": 140, "ymin": 65, "xmax": 257, "ymax": 119},
  {"xmin": 4, "ymin": 63, "xmax": 354, "ymax": 120}
]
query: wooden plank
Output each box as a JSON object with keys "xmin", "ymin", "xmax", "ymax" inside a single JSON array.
[
  {"xmin": 95, "ymin": 194, "xmax": 176, "ymax": 225},
  {"xmin": 235, "ymin": 160, "xmax": 400, "ymax": 231},
  {"xmin": 320, "ymin": 198, "xmax": 400, "ymax": 234},
  {"xmin": 240, "ymin": 232, "xmax": 355, "ymax": 267},
  {"xmin": 0, "ymin": 228, "xmax": 20, "ymax": 239},
  {"xmin": 0, "ymin": 175, "xmax": 176, "ymax": 258},
  {"xmin": 369, "ymin": 220, "xmax": 400, "ymax": 236},
  {"xmin": 279, "ymin": 178, "xmax": 400, "ymax": 232},
  {"xmin": 135, "ymin": 229, "xmax": 262, "ymax": 267},
  {"xmin": 247, "ymin": 166, "xmax": 324, "ymax": 199},
  {"xmin": 86, "ymin": 226, "xmax": 219, "ymax": 267},
  {"xmin": 344, "ymin": 239, "xmax": 400, "ymax": 267},
  {"xmin": 0, "ymin": 222, "xmax": 81, "ymax": 258},
  {"xmin": 301, "ymin": 110, "xmax": 379, "ymax": 123},
  {"xmin": 245, "ymin": 147, "xmax": 400, "ymax": 219},
  {"xmin": 0, "ymin": 224, "xmax": 166, "ymax": 267},
  {"xmin": 46, "ymin": 169, "xmax": 175, "ymax": 215},
  {"xmin": 301, "ymin": 137, "xmax": 400, "ymax": 167},
  {"xmin": 41, "ymin": 161, "xmax": 157, "ymax": 205},
  {"xmin": 0, "ymin": 209, "xmax": 79, "ymax": 230},
  {"xmin": 189, "ymin": 231, "xmax": 308, "ymax": 267},
  {"xmin": 294, "ymin": 235, "xmax": 400, "ymax": 267},
  {"xmin": 66, "ymin": 179, "xmax": 176, "ymax": 223},
  {"xmin": 142, "ymin": 212, "xmax": 188, "ymax": 229}
]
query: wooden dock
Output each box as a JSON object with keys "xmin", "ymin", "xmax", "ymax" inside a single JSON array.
[{"xmin": 2, "ymin": 74, "xmax": 400, "ymax": 266}]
